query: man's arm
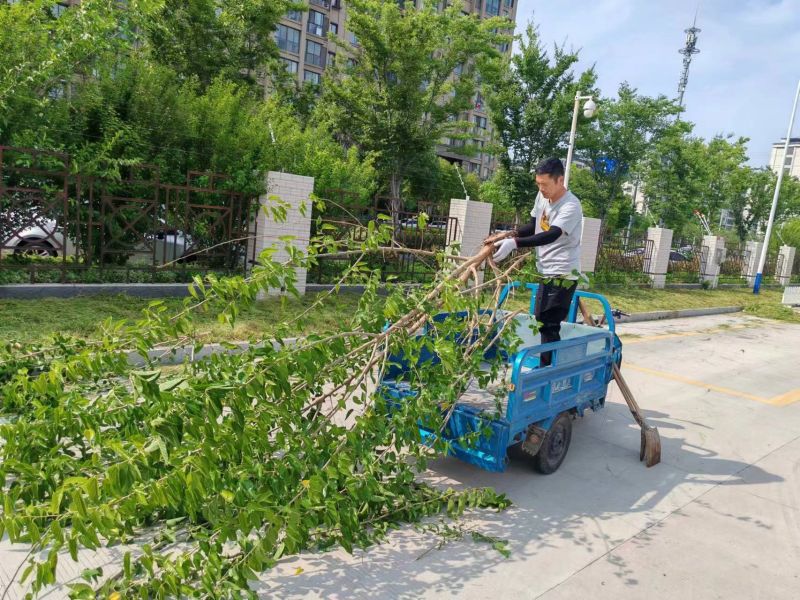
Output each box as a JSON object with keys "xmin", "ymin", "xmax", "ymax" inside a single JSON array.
[
  {"xmin": 515, "ymin": 226, "xmax": 562, "ymax": 248},
  {"xmin": 516, "ymin": 218, "xmax": 536, "ymax": 238}
]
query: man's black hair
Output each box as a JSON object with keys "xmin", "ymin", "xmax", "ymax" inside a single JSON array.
[{"xmin": 535, "ymin": 157, "xmax": 565, "ymax": 179}]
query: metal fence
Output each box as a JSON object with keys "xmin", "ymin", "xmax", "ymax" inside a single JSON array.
[
  {"xmin": 309, "ymin": 191, "xmax": 459, "ymax": 284},
  {"xmin": 489, "ymin": 210, "xmax": 519, "ymax": 235},
  {"xmin": 718, "ymin": 245, "xmax": 751, "ymax": 284},
  {"xmin": 666, "ymin": 237, "xmax": 702, "ymax": 283},
  {"xmin": 0, "ymin": 146, "xmax": 256, "ymax": 284},
  {"xmin": 593, "ymin": 230, "xmax": 653, "ymax": 285}
]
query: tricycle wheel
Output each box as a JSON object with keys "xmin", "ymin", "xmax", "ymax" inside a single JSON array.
[{"xmin": 534, "ymin": 412, "xmax": 572, "ymax": 474}]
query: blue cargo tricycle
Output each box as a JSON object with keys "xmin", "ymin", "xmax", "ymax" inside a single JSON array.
[{"xmin": 380, "ymin": 282, "xmax": 622, "ymax": 474}]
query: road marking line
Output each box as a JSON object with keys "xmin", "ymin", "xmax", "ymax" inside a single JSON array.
[
  {"xmin": 769, "ymin": 389, "xmax": 800, "ymax": 407},
  {"xmin": 623, "ymin": 363, "xmax": 771, "ymax": 404}
]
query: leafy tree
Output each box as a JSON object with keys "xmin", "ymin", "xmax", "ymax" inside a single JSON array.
[
  {"xmin": 0, "ymin": 0, "xmax": 139, "ymax": 141},
  {"xmin": 777, "ymin": 217, "xmax": 800, "ymax": 250},
  {"xmin": 406, "ymin": 157, "xmax": 481, "ymax": 208},
  {"xmin": 478, "ymin": 170, "xmax": 513, "ymax": 213},
  {"xmin": 484, "ymin": 22, "xmax": 597, "ymax": 217},
  {"xmin": 728, "ymin": 167, "xmax": 776, "ymax": 243},
  {"xmin": 565, "ymin": 165, "xmax": 603, "ymax": 220},
  {"xmin": 640, "ymin": 121, "xmax": 707, "ymax": 234},
  {"xmin": 142, "ymin": 0, "xmax": 293, "ymax": 89},
  {"xmin": 577, "ymin": 82, "xmax": 679, "ymax": 220},
  {"xmin": 321, "ymin": 0, "xmax": 509, "ymax": 222},
  {"xmin": 696, "ymin": 134, "xmax": 750, "ymax": 227}
]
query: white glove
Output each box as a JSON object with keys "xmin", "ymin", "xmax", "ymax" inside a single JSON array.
[{"xmin": 492, "ymin": 238, "xmax": 517, "ymax": 262}]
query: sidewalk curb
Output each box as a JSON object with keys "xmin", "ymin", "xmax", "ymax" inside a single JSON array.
[
  {"xmin": 614, "ymin": 305, "xmax": 743, "ymax": 324},
  {"xmin": 134, "ymin": 306, "xmax": 745, "ymax": 366},
  {"xmin": 0, "ymin": 283, "xmax": 193, "ymax": 299}
]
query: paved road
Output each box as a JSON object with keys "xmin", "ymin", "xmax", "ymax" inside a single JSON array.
[
  {"xmin": 2, "ymin": 313, "xmax": 799, "ymax": 599},
  {"xmin": 261, "ymin": 313, "xmax": 800, "ymax": 599}
]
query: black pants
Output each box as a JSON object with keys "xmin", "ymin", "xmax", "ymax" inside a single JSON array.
[{"xmin": 534, "ymin": 279, "xmax": 578, "ymax": 366}]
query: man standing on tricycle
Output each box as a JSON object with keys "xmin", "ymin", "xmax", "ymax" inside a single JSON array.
[{"xmin": 489, "ymin": 157, "xmax": 584, "ymax": 366}]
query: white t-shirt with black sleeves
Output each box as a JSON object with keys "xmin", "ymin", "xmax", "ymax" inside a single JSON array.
[{"xmin": 529, "ymin": 190, "xmax": 583, "ymax": 278}]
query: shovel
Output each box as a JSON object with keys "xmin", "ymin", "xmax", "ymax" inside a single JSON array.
[{"xmin": 577, "ymin": 299, "xmax": 661, "ymax": 467}]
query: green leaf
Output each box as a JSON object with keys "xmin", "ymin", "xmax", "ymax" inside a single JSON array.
[{"xmin": 80, "ymin": 567, "xmax": 102, "ymax": 582}]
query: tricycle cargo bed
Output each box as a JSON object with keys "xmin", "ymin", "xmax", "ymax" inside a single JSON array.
[{"xmin": 380, "ymin": 285, "xmax": 622, "ymax": 473}]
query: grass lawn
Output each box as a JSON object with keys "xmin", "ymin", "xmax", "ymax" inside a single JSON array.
[
  {"xmin": 1, "ymin": 285, "xmax": 797, "ymax": 345},
  {"xmin": 0, "ymin": 293, "xmax": 368, "ymax": 345}
]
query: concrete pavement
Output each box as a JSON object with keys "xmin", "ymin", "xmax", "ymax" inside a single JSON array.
[
  {"xmin": 2, "ymin": 313, "xmax": 799, "ymax": 599},
  {"xmin": 259, "ymin": 313, "xmax": 800, "ymax": 599}
]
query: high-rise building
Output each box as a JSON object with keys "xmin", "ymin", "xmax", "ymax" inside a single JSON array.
[
  {"xmin": 275, "ymin": 0, "xmax": 519, "ymax": 180},
  {"xmin": 769, "ymin": 138, "xmax": 800, "ymax": 179}
]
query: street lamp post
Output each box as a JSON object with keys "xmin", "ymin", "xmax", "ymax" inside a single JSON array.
[
  {"xmin": 753, "ymin": 78, "xmax": 800, "ymax": 294},
  {"xmin": 564, "ymin": 92, "xmax": 597, "ymax": 189}
]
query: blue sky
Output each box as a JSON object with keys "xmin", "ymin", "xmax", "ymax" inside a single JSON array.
[{"xmin": 515, "ymin": 0, "xmax": 800, "ymax": 166}]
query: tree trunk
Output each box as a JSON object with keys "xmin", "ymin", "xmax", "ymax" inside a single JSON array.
[{"xmin": 389, "ymin": 171, "xmax": 403, "ymax": 239}]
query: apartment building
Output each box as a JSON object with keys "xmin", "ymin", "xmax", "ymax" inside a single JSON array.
[
  {"xmin": 275, "ymin": 0, "xmax": 519, "ymax": 180},
  {"xmin": 769, "ymin": 138, "xmax": 800, "ymax": 180}
]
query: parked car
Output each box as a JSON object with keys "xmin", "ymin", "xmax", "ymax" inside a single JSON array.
[
  {"xmin": 620, "ymin": 248, "xmax": 692, "ymax": 262},
  {"xmin": 399, "ymin": 217, "xmax": 448, "ymax": 230},
  {"xmin": 1, "ymin": 217, "xmax": 66, "ymax": 257},
  {"xmin": 1, "ymin": 213, "xmax": 192, "ymax": 264},
  {"xmin": 669, "ymin": 250, "xmax": 691, "ymax": 262}
]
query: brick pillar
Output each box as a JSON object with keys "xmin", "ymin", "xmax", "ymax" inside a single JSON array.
[
  {"xmin": 744, "ymin": 241, "xmax": 764, "ymax": 285},
  {"xmin": 250, "ymin": 171, "xmax": 314, "ymax": 296},
  {"xmin": 579, "ymin": 217, "xmax": 602, "ymax": 274},
  {"xmin": 447, "ymin": 198, "xmax": 493, "ymax": 284},
  {"xmin": 701, "ymin": 235, "xmax": 725, "ymax": 288},
  {"xmin": 645, "ymin": 227, "xmax": 673, "ymax": 289},
  {"xmin": 777, "ymin": 245, "xmax": 796, "ymax": 286}
]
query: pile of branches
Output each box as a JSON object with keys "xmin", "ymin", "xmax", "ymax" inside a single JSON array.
[{"xmin": 0, "ymin": 218, "xmax": 537, "ymax": 597}]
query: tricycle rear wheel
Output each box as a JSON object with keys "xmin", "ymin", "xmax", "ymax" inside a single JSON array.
[{"xmin": 533, "ymin": 412, "xmax": 572, "ymax": 474}]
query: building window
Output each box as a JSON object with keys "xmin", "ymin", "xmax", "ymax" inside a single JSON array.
[
  {"xmin": 304, "ymin": 70, "xmax": 322, "ymax": 85},
  {"xmin": 307, "ymin": 10, "xmax": 327, "ymax": 37},
  {"xmin": 281, "ymin": 57, "xmax": 299, "ymax": 74},
  {"xmin": 305, "ymin": 40, "xmax": 326, "ymax": 68},
  {"xmin": 347, "ymin": 31, "xmax": 359, "ymax": 47},
  {"xmin": 330, "ymin": 22, "xmax": 338, "ymax": 35},
  {"xmin": 474, "ymin": 115, "xmax": 487, "ymax": 130},
  {"xmin": 504, "ymin": 0, "xmax": 514, "ymax": 7},
  {"xmin": 485, "ymin": 0, "xmax": 500, "ymax": 16},
  {"xmin": 309, "ymin": 0, "xmax": 330, "ymax": 8},
  {"xmin": 286, "ymin": 9, "xmax": 302, "ymax": 22},
  {"xmin": 50, "ymin": 2, "xmax": 69, "ymax": 18},
  {"xmin": 275, "ymin": 24, "xmax": 300, "ymax": 54}
]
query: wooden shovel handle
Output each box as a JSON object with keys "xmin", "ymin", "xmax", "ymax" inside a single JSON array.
[{"xmin": 577, "ymin": 299, "xmax": 647, "ymax": 428}]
